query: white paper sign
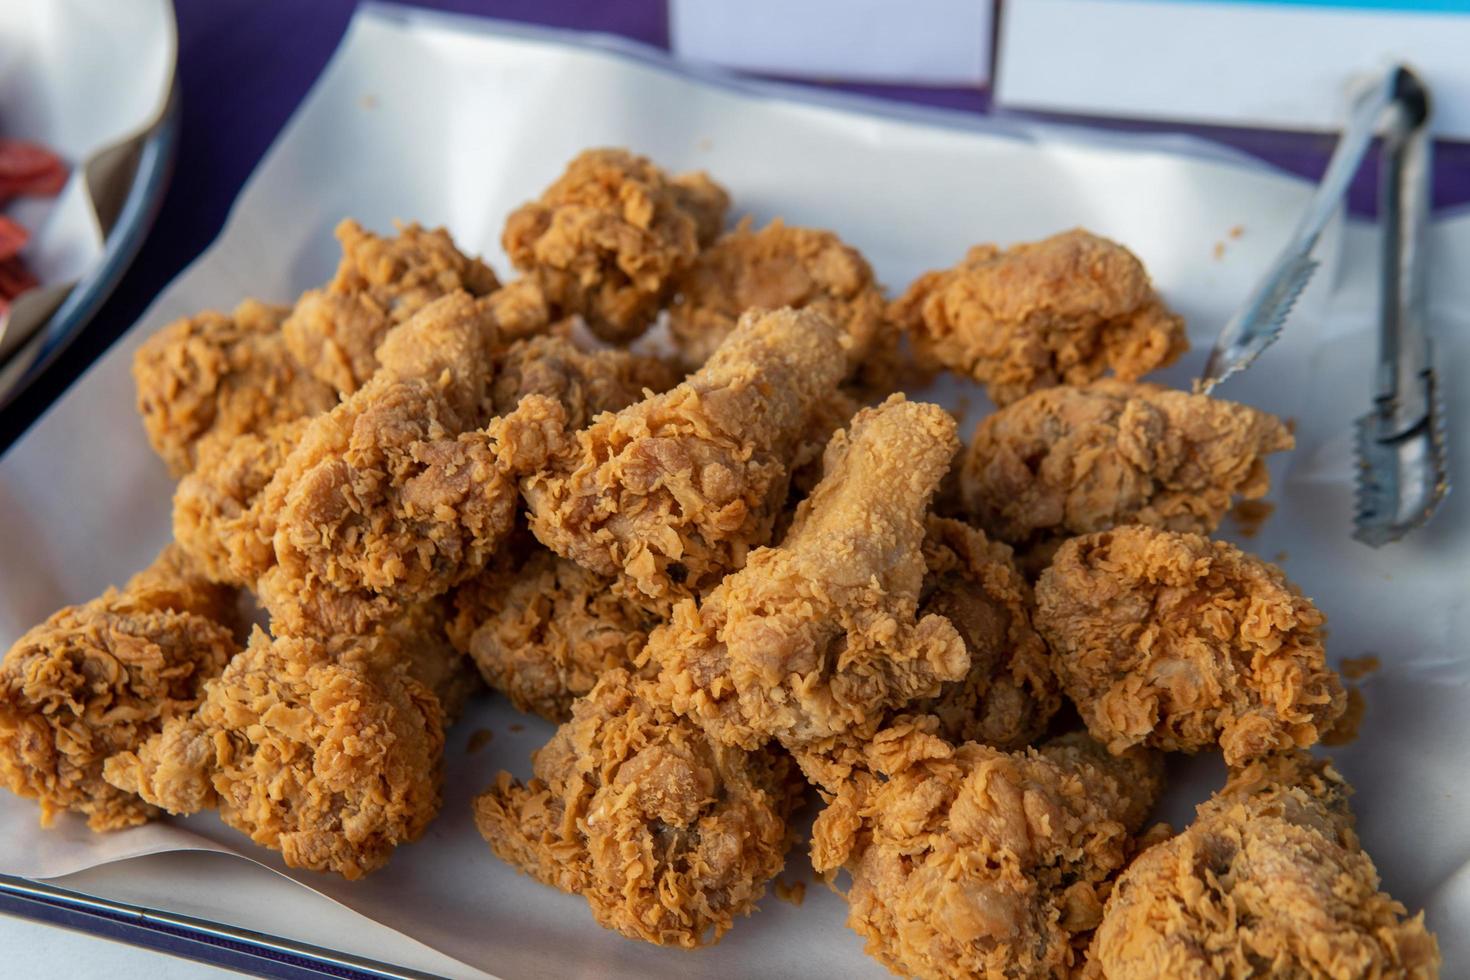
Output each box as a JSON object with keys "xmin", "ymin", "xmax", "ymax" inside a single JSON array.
[
  {"xmin": 997, "ymin": 0, "xmax": 1470, "ymax": 138},
  {"xmin": 670, "ymin": 0, "xmax": 992, "ymax": 85},
  {"xmin": 1, "ymin": 5, "xmax": 1466, "ymax": 977}
]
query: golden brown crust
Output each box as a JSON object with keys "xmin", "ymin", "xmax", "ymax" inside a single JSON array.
[
  {"xmin": 449, "ymin": 548, "xmax": 657, "ymax": 722},
  {"xmin": 891, "ymin": 229, "xmax": 1187, "ymax": 406},
  {"xmin": 1035, "ymin": 527, "xmax": 1345, "ymax": 766},
  {"xmin": 958, "ymin": 380, "xmax": 1294, "ymax": 560},
  {"xmin": 649, "ymin": 396, "xmax": 967, "ymax": 754},
  {"xmin": 522, "ymin": 307, "xmax": 849, "ymax": 610},
  {"xmin": 489, "ymin": 332, "xmax": 682, "ymax": 429},
  {"xmin": 503, "ymin": 148, "xmax": 729, "ymax": 342},
  {"xmin": 668, "ymin": 218, "xmax": 893, "ymax": 385},
  {"xmin": 1091, "ymin": 752, "xmax": 1440, "ymax": 978},
  {"xmin": 104, "ymin": 628, "xmax": 444, "ymax": 879},
  {"xmin": 0, "ymin": 547, "xmax": 239, "ymax": 830},
  {"xmin": 472, "ymin": 671, "xmax": 796, "ymax": 947},
  {"xmin": 133, "ymin": 300, "xmax": 338, "ymax": 477},
  {"xmin": 810, "ymin": 723, "xmax": 1163, "ymax": 980},
  {"xmin": 283, "ymin": 219, "xmax": 502, "ymax": 395}
]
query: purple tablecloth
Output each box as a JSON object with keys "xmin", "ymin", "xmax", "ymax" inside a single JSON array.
[{"xmin": 3, "ymin": 0, "xmax": 1466, "ymax": 447}]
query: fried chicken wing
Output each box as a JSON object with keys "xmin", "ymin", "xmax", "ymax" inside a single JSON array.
[
  {"xmin": 104, "ymin": 627, "xmax": 444, "ymax": 879},
  {"xmin": 256, "ymin": 291, "xmax": 566, "ymax": 635},
  {"xmin": 891, "ymin": 229, "xmax": 1187, "ymax": 406},
  {"xmin": 133, "ymin": 300, "xmax": 338, "ymax": 476},
  {"xmin": 667, "ymin": 218, "xmax": 894, "ymax": 385},
  {"xmin": 810, "ymin": 720, "xmax": 1164, "ymax": 980},
  {"xmin": 449, "ymin": 547, "xmax": 657, "ymax": 722},
  {"xmin": 503, "ymin": 148, "xmax": 729, "ymax": 342},
  {"xmin": 959, "ymin": 380, "xmax": 1294, "ymax": 562},
  {"xmin": 649, "ymin": 396, "xmax": 967, "ymax": 753},
  {"xmin": 1035, "ymin": 526, "xmax": 1345, "ymax": 766},
  {"xmin": 1091, "ymin": 752, "xmax": 1440, "ymax": 978},
  {"xmin": 0, "ymin": 547, "xmax": 239, "ymax": 830},
  {"xmin": 472, "ymin": 670, "xmax": 796, "ymax": 947},
  {"xmin": 522, "ymin": 306, "xmax": 848, "ymax": 609},
  {"xmin": 283, "ymin": 219, "xmax": 502, "ymax": 395}
]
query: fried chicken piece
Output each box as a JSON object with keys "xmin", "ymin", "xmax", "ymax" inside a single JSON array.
[
  {"xmin": 449, "ymin": 548, "xmax": 657, "ymax": 722},
  {"xmin": 256, "ymin": 292, "xmax": 566, "ymax": 636},
  {"xmin": 358, "ymin": 598, "xmax": 481, "ymax": 723},
  {"xmin": 0, "ymin": 547, "xmax": 239, "ymax": 830},
  {"xmin": 503, "ymin": 148, "xmax": 729, "ymax": 342},
  {"xmin": 649, "ymin": 396, "xmax": 967, "ymax": 754},
  {"xmin": 913, "ymin": 517, "xmax": 1059, "ymax": 749},
  {"xmin": 958, "ymin": 380, "xmax": 1294, "ymax": 562},
  {"xmin": 172, "ymin": 417, "xmax": 310, "ymax": 587},
  {"xmin": 522, "ymin": 306, "xmax": 847, "ymax": 609},
  {"xmin": 810, "ymin": 720, "xmax": 1164, "ymax": 980},
  {"xmin": 103, "ymin": 627, "xmax": 444, "ymax": 879},
  {"xmin": 1091, "ymin": 752, "xmax": 1440, "ymax": 978},
  {"xmin": 283, "ymin": 219, "xmax": 502, "ymax": 395},
  {"xmin": 473, "ymin": 670, "xmax": 796, "ymax": 947},
  {"xmin": 891, "ymin": 229, "xmax": 1187, "ymax": 406},
  {"xmin": 133, "ymin": 299, "xmax": 338, "ymax": 476},
  {"xmin": 667, "ymin": 218, "xmax": 894, "ymax": 383},
  {"xmin": 488, "ymin": 332, "xmax": 682, "ymax": 428},
  {"xmin": 1035, "ymin": 526, "xmax": 1345, "ymax": 766}
]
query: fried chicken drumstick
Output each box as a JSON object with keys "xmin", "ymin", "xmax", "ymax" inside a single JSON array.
[
  {"xmin": 473, "ymin": 670, "xmax": 797, "ymax": 947},
  {"xmin": 522, "ymin": 306, "xmax": 848, "ymax": 609},
  {"xmin": 1035, "ymin": 526, "xmax": 1345, "ymax": 766},
  {"xmin": 891, "ymin": 229, "xmax": 1187, "ymax": 406},
  {"xmin": 1090, "ymin": 752, "xmax": 1440, "ymax": 978},
  {"xmin": 649, "ymin": 395, "xmax": 968, "ymax": 756}
]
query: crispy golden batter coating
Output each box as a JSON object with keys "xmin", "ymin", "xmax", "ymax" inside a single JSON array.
[
  {"xmin": 649, "ymin": 396, "xmax": 967, "ymax": 753},
  {"xmin": 668, "ymin": 218, "xmax": 893, "ymax": 382},
  {"xmin": 959, "ymin": 381, "xmax": 1294, "ymax": 558},
  {"xmin": 133, "ymin": 300, "xmax": 338, "ymax": 476},
  {"xmin": 913, "ymin": 517, "xmax": 1060, "ymax": 749},
  {"xmin": 891, "ymin": 229, "xmax": 1187, "ymax": 406},
  {"xmin": 449, "ymin": 548, "xmax": 657, "ymax": 722},
  {"xmin": 503, "ymin": 148, "xmax": 729, "ymax": 342},
  {"xmin": 283, "ymin": 219, "xmax": 502, "ymax": 395},
  {"xmin": 256, "ymin": 292, "xmax": 566, "ymax": 636},
  {"xmin": 104, "ymin": 628, "xmax": 444, "ymax": 879},
  {"xmin": 472, "ymin": 670, "xmax": 796, "ymax": 947},
  {"xmin": 172, "ymin": 418, "xmax": 309, "ymax": 587},
  {"xmin": 522, "ymin": 307, "xmax": 848, "ymax": 610},
  {"xmin": 489, "ymin": 332, "xmax": 682, "ymax": 428},
  {"xmin": 1091, "ymin": 752, "xmax": 1440, "ymax": 978},
  {"xmin": 0, "ymin": 547, "xmax": 239, "ymax": 830},
  {"xmin": 810, "ymin": 721, "xmax": 1164, "ymax": 980},
  {"xmin": 353, "ymin": 598, "xmax": 481, "ymax": 723},
  {"xmin": 1035, "ymin": 527, "xmax": 1345, "ymax": 766}
]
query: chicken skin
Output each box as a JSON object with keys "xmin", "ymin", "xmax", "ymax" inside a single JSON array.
[
  {"xmin": 473, "ymin": 670, "xmax": 797, "ymax": 947},
  {"xmin": 667, "ymin": 218, "xmax": 893, "ymax": 384},
  {"xmin": 503, "ymin": 148, "xmax": 729, "ymax": 342},
  {"xmin": 133, "ymin": 300, "xmax": 338, "ymax": 476},
  {"xmin": 256, "ymin": 291, "xmax": 566, "ymax": 636},
  {"xmin": 1035, "ymin": 526, "xmax": 1345, "ymax": 766},
  {"xmin": 449, "ymin": 546, "xmax": 657, "ymax": 722},
  {"xmin": 891, "ymin": 229, "xmax": 1187, "ymax": 406},
  {"xmin": 810, "ymin": 720, "xmax": 1164, "ymax": 980},
  {"xmin": 1090, "ymin": 752, "xmax": 1440, "ymax": 978},
  {"xmin": 959, "ymin": 380, "xmax": 1293, "ymax": 563},
  {"xmin": 649, "ymin": 395, "xmax": 968, "ymax": 754},
  {"xmin": 522, "ymin": 306, "xmax": 848, "ymax": 610},
  {"xmin": 104, "ymin": 627, "xmax": 444, "ymax": 879},
  {"xmin": 283, "ymin": 219, "xmax": 502, "ymax": 395},
  {"xmin": 0, "ymin": 547, "xmax": 239, "ymax": 830}
]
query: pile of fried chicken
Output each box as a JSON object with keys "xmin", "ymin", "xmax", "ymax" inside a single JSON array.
[{"xmin": 0, "ymin": 148, "xmax": 1440, "ymax": 978}]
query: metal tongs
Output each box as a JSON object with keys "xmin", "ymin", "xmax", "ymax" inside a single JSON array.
[{"xmin": 1200, "ymin": 65, "xmax": 1449, "ymax": 546}]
